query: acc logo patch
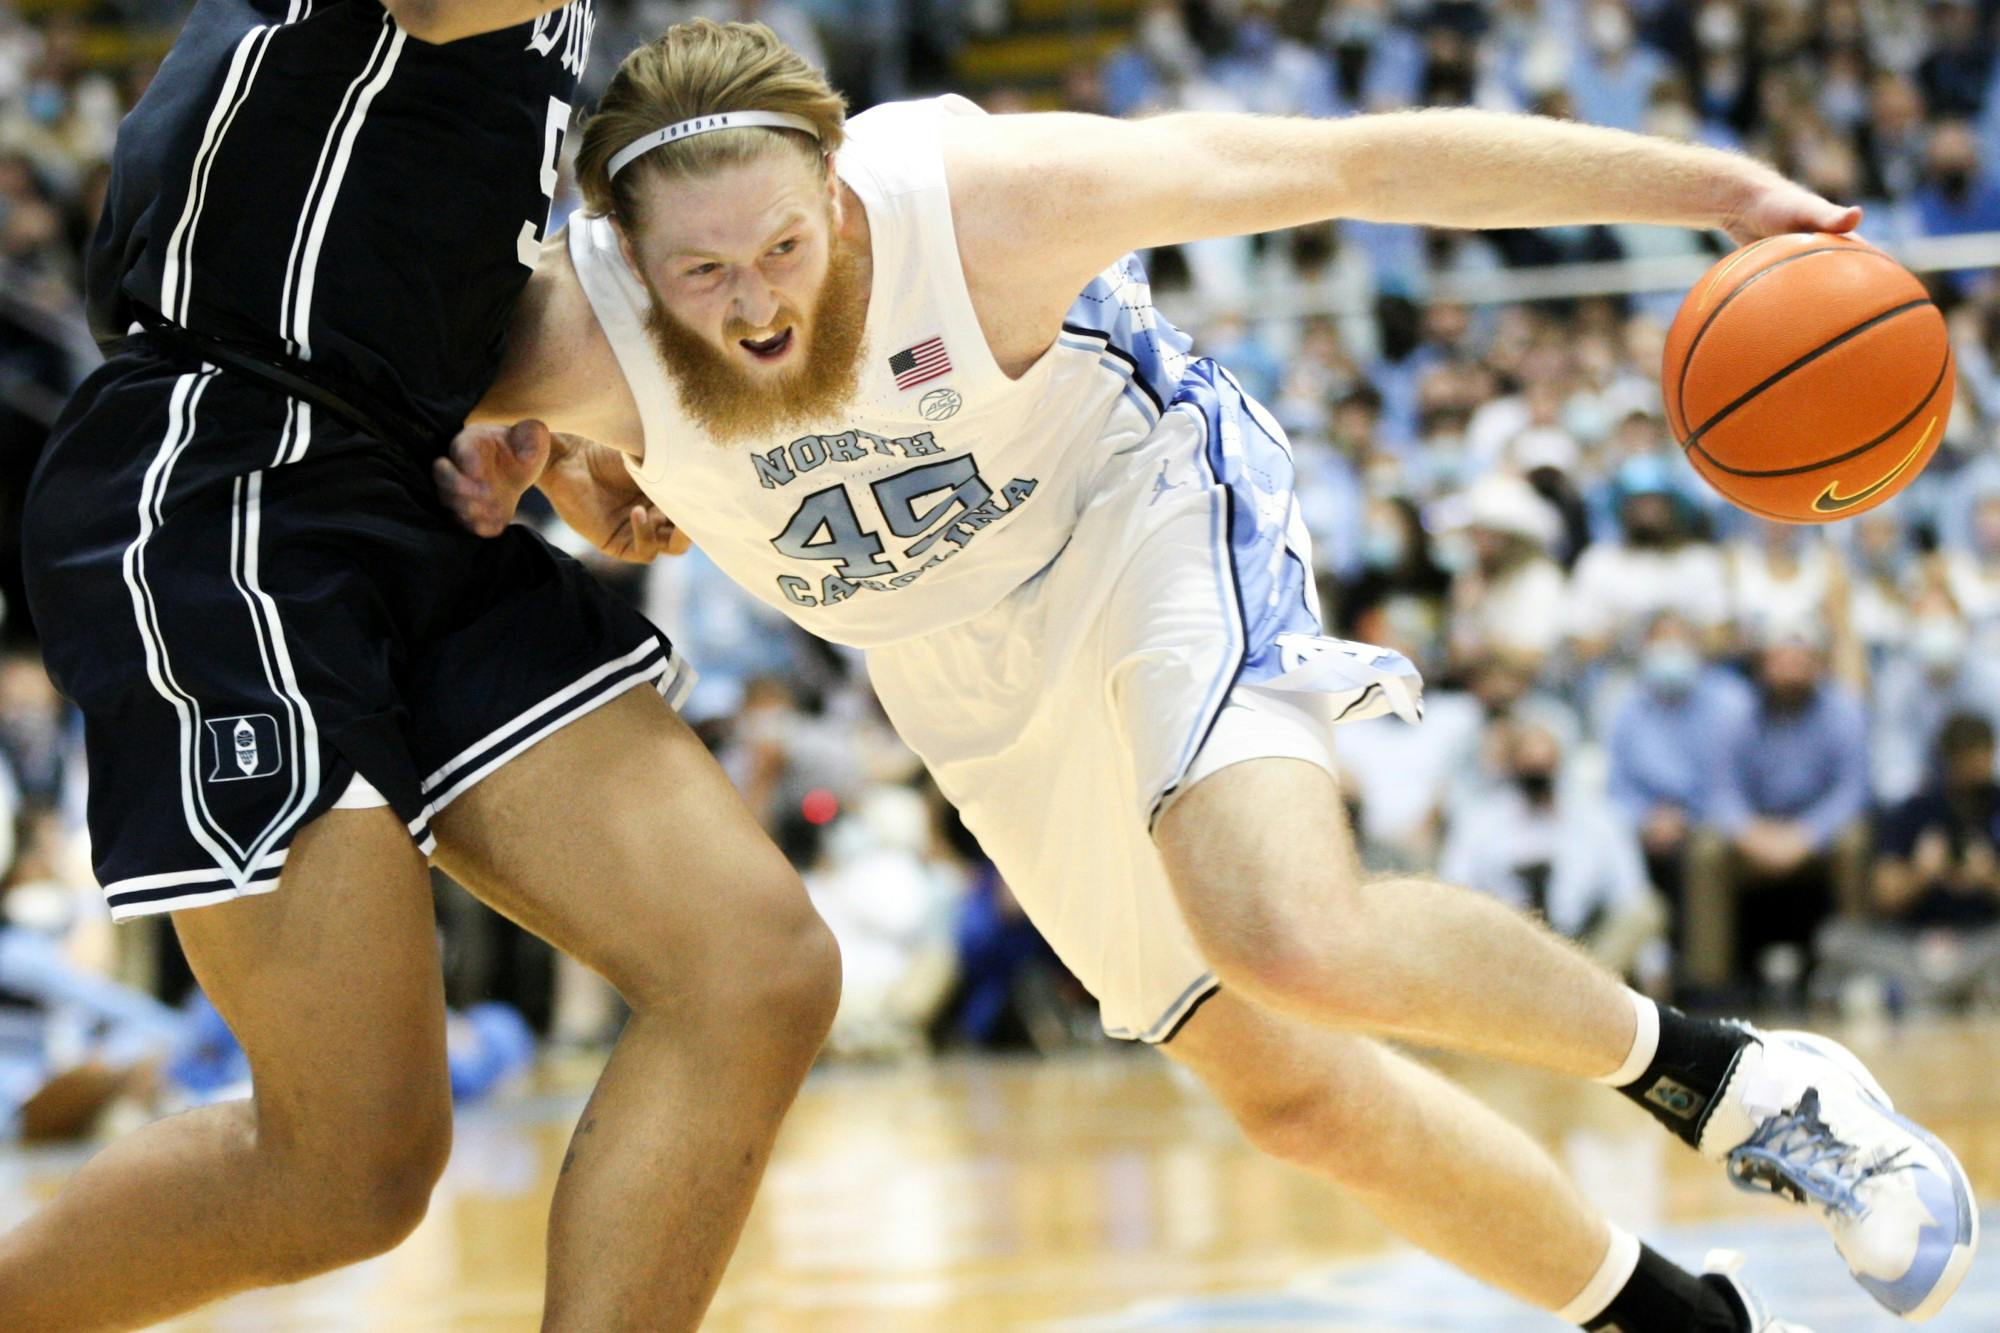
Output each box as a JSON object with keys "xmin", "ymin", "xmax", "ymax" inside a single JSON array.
[
  {"xmin": 919, "ymin": 388, "xmax": 962, "ymax": 421},
  {"xmin": 205, "ymin": 714, "xmax": 283, "ymax": 782}
]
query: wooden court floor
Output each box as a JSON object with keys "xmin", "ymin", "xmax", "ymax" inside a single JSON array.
[{"xmin": 4, "ymin": 1017, "xmax": 1996, "ymax": 1330}]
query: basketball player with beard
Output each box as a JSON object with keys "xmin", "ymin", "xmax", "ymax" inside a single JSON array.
[{"xmin": 442, "ymin": 21, "xmax": 1978, "ymax": 1331}]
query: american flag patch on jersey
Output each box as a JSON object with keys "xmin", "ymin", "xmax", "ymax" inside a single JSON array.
[{"xmin": 889, "ymin": 336, "xmax": 951, "ymax": 390}]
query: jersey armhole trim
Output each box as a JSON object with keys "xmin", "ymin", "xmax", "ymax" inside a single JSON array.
[{"xmin": 566, "ymin": 215, "xmax": 678, "ymax": 480}]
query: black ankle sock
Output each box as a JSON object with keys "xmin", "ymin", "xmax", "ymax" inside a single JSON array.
[
  {"xmin": 1583, "ymin": 1244, "xmax": 1744, "ymax": 1332},
  {"xmin": 1614, "ymin": 1004, "xmax": 1755, "ymax": 1148}
]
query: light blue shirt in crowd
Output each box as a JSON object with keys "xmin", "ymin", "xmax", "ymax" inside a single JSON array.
[
  {"xmin": 1567, "ymin": 45, "xmax": 1671, "ymax": 133},
  {"xmin": 1606, "ymin": 668, "xmax": 1755, "ymax": 826},
  {"xmin": 1869, "ymin": 652, "xmax": 2000, "ymax": 805},
  {"xmin": 1708, "ymin": 682, "xmax": 1871, "ymax": 849}
]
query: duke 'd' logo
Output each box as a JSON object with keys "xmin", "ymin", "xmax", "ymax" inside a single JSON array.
[{"xmin": 205, "ymin": 714, "xmax": 283, "ymax": 782}]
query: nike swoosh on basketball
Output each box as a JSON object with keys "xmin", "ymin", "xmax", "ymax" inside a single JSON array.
[{"xmin": 1810, "ymin": 417, "xmax": 1938, "ymax": 515}]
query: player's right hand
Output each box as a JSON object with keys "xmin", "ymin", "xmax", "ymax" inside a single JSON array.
[{"xmin": 435, "ymin": 418, "xmax": 549, "ymax": 537}]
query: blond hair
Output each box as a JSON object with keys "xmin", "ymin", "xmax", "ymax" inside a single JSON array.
[{"xmin": 576, "ymin": 20, "xmax": 847, "ymax": 227}]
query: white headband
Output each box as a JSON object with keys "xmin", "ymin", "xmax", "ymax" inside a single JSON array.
[{"xmin": 606, "ymin": 111, "xmax": 822, "ymax": 181}]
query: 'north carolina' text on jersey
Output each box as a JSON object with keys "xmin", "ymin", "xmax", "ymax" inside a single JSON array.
[
  {"xmin": 568, "ymin": 95, "xmax": 1193, "ymax": 649},
  {"xmin": 88, "ymin": 0, "xmax": 592, "ymax": 443}
]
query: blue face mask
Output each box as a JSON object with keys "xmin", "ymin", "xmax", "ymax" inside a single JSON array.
[
  {"xmin": 25, "ymin": 83, "xmax": 64, "ymax": 126},
  {"xmin": 1327, "ymin": 10, "xmax": 1382, "ymax": 44},
  {"xmin": 1362, "ymin": 524, "xmax": 1407, "ymax": 570},
  {"xmin": 1238, "ymin": 19, "xmax": 1277, "ymax": 57},
  {"xmin": 1642, "ymin": 643, "xmax": 1701, "ymax": 693}
]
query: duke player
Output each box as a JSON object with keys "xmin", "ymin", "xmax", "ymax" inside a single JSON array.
[
  {"xmin": 1, "ymin": 4, "xmax": 838, "ymax": 1328},
  {"xmin": 445, "ymin": 21, "xmax": 1980, "ymax": 1332}
]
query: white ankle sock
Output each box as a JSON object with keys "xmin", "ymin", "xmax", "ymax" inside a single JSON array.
[
  {"xmin": 1594, "ymin": 988, "xmax": 1660, "ymax": 1088},
  {"xmin": 1556, "ymin": 1223, "xmax": 1642, "ymax": 1326}
]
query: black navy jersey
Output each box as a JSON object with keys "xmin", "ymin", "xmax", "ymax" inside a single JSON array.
[{"xmin": 86, "ymin": 0, "xmax": 593, "ymax": 444}]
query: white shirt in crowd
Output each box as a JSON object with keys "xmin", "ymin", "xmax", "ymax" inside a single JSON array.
[
  {"xmin": 1568, "ymin": 541, "xmax": 1731, "ymax": 646},
  {"xmin": 1438, "ymin": 783, "xmax": 1653, "ymax": 942}
]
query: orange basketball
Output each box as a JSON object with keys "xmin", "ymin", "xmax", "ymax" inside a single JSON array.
[{"xmin": 1662, "ymin": 232, "xmax": 1952, "ymax": 523}]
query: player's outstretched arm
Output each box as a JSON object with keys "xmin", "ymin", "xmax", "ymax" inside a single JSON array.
[
  {"xmin": 384, "ymin": 0, "xmax": 572, "ymax": 45},
  {"xmin": 946, "ymin": 109, "xmax": 1855, "ymax": 314}
]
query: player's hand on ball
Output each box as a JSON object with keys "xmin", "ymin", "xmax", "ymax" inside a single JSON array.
[
  {"xmin": 1722, "ymin": 170, "xmax": 1862, "ymax": 246},
  {"xmin": 435, "ymin": 418, "xmax": 549, "ymax": 537}
]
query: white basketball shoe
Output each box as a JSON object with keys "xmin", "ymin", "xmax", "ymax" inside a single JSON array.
[{"xmin": 1698, "ymin": 1030, "xmax": 1979, "ymax": 1322}]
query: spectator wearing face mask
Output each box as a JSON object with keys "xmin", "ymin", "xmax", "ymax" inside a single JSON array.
[
  {"xmin": 1334, "ymin": 494, "xmax": 1451, "ymax": 654},
  {"xmin": 1861, "ymin": 72, "xmax": 1931, "ymax": 202},
  {"xmin": 1293, "ymin": 387, "xmax": 1383, "ymax": 587},
  {"xmin": 1208, "ymin": 0, "xmax": 1339, "ymax": 120},
  {"xmin": 1334, "ymin": 679, "xmax": 1486, "ymax": 874},
  {"xmin": 1914, "ymin": 120, "xmax": 2000, "ymax": 243},
  {"xmin": 1606, "ymin": 612, "xmax": 1753, "ymax": 911},
  {"xmin": 1917, "ymin": 0, "xmax": 1993, "ymax": 120},
  {"xmin": 1438, "ymin": 649, "xmax": 1582, "ymax": 824},
  {"xmin": 1817, "ymin": 713, "xmax": 2000, "ymax": 1013},
  {"xmin": 1566, "ymin": 0, "xmax": 1672, "ymax": 133},
  {"xmin": 1939, "ymin": 491, "xmax": 2000, "ymax": 640},
  {"xmin": 1444, "ymin": 471, "xmax": 1568, "ymax": 672},
  {"xmin": 1686, "ymin": 626, "xmax": 1871, "ymax": 994},
  {"xmin": 1101, "ymin": 0, "xmax": 1208, "ymax": 117},
  {"xmin": 1870, "ymin": 588, "xmax": 2000, "ymax": 804},
  {"xmin": 1569, "ymin": 458, "xmax": 1730, "ymax": 666},
  {"xmin": 1317, "ymin": 0, "xmax": 1426, "ymax": 112},
  {"xmin": 1440, "ymin": 721, "xmax": 1669, "ymax": 994}
]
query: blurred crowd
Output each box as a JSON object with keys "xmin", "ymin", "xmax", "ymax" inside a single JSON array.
[{"xmin": 6, "ymin": 0, "xmax": 2000, "ymax": 1140}]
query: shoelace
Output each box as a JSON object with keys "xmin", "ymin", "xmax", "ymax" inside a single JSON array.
[{"xmin": 1726, "ymin": 1087, "xmax": 1908, "ymax": 1217}]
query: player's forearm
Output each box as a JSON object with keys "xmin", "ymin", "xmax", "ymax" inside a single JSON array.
[
  {"xmin": 385, "ymin": 0, "xmax": 570, "ymax": 45},
  {"xmin": 1321, "ymin": 110, "xmax": 1769, "ymax": 231},
  {"xmin": 1170, "ymin": 108, "xmax": 1773, "ymax": 238}
]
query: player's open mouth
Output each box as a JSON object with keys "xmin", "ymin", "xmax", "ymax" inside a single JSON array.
[{"xmin": 739, "ymin": 328, "xmax": 794, "ymax": 361}]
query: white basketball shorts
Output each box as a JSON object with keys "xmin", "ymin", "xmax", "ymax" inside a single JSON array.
[{"xmin": 867, "ymin": 361, "xmax": 1422, "ymax": 1041}]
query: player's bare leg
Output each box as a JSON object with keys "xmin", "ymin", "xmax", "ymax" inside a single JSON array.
[
  {"xmin": 1166, "ymin": 991, "xmax": 1610, "ymax": 1312},
  {"xmin": 433, "ymin": 687, "xmax": 839, "ymax": 1333},
  {"xmin": 1159, "ymin": 758, "xmax": 1635, "ymax": 1077},
  {"xmin": 1158, "ymin": 755, "xmax": 1979, "ymax": 1323},
  {"xmin": 0, "ymin": 806, "xmax": 450, "ymax": 1331}
]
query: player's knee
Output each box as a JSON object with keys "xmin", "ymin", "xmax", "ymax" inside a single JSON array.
[
  {"xmin": 1188, "ymin": 893, "xmax": 1357, "ymax": 1011},
  {"xmin": 1229, "ymin": 1079, "xmax": 1370, "ymax": 1177},
  {"xmin": 1182, "ymin": 868, "xmax": 1397, "ymax": 1024},
  {"xmin": 1226, "ymin": 1073, "xmax": 1399, "ymax": 1192},
  {"xmin": 614, "ymin": 861, "xmax": 840, "ymax": 1052},
  {"xmin": 717, "ymin": 894, "xmax": 842, "ymax": 1056},
  {"xmin": 266, "ymin": 1102, "xmax": 452, "ymax": 1280}
]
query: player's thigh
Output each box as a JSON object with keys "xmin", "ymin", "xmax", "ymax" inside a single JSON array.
[
  {"xmin": 1154, "ymin": 753, "xmax": 1363, "ymax": 960},
  {"xmin": 171, "ymin": 805, "xmax": 450, "ymax": 1175},
  {"xmin": 428, "ymin": 687, "xmax": 834, "ymax": 1015}
]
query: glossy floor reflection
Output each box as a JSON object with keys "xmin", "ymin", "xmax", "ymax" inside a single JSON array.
[{"xmin": 1, "ymin": 1017, "xmax": 1994, "ymax": 1330}]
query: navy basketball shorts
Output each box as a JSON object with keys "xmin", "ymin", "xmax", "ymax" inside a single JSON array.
[{"xmin": 25, "ymin": 345, "xmax": 690, "ymax": 921}]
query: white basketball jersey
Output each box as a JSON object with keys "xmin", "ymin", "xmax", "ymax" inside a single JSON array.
[{"xmin": 567, "ymin": 95, "xmax": 1193, "ymax": 648}]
